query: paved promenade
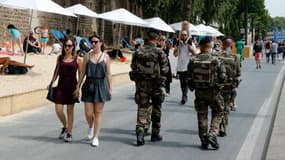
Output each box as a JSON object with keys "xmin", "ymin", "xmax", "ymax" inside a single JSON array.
[
  {"xmin": 0, "ymin": 50, "xmax": 285, "ymax": 159},
  {"xmin": 266, "ymin": 70, "xmax": 285, "ymax": 160}
]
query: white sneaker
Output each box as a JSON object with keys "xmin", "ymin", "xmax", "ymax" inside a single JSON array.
[
  {"xmin": 91, "ymin": 137, "xmax": 99, "ymax": 147},
  {"xmin": 87, "ymin": 128, "xmax": 94, "ymax": 140},
  {"xmin": 64, "ymin": 133, "xmax": 72, "ymax": 143}
]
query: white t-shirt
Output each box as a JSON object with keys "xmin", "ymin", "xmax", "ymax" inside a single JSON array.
[
  {"xmin": 176, "ymin": 41, "xmax": 191, "ymax": 72},
  {"xmin": 53, "ymin": 43, "xmax": 62, "ymax": 52},
  {"xmin": 272, "ymin": 42, "xmax": 278, "ymax": 53}
]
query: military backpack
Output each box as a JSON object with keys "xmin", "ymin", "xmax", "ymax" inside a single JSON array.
[
  {"xmin": 191, "ymin": 54, "xmax": 218, "ymax": 89},
  {"xmin": 129, "ymin": 46, "xmax": 161, "ymax": 81},
  {"xmin": 218, "ymin": 51, "xmax": 238, "ymax": 85}
]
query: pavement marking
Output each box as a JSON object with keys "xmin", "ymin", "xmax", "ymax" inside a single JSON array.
[{"xmin": 236, "ymin": 64, "xmax": 285, "ymax": 160}]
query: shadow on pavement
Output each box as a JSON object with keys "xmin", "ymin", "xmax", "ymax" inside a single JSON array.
[
  {"xmin": 10, "ymin": 135, "xmax": 63, "ymax": 144},
  {"xmin": 101, "ymin": 128, "xmax": 135, "ymax": 136},
  {"xmin": 165, "ymin": 129, "xmax": 198, "ymax": 135},
  {"xmin": 147, "ymin": 140, "xmax": 200, "ymax": 149},
  {"xmin": 229, "ymin": 112, "xmax": 269, "ymax": 119}
]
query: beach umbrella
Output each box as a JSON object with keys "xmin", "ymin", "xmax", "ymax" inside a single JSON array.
[
  {"xmin": 0, "ymin": 0, "xmax": 76, "ymax": 63},
  {"xmin": 98, "ymin": 8, "xmax": 146, "ymax": 49},
  {"xmin": 143, "ymin": 17, "xmax": 175, "ymax": 33},
  {"xmin": 66, "ymin": 4, "xmax": 98, "ymax": 35},
  {"xmin": 98, "ymin": 8, "xmax": 146, "ymax": 27},
  {"xmin": 0, "ymin": 0, "xmax": 76, "ymax": 17},
  {"xmin": 66, "ymin": 4, "xmax": 98, "ymax": 17}
]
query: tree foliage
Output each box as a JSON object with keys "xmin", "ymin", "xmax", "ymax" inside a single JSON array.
[
  {"xmin": 271, "ymin": 17, "xmax": 285, "ymax": 31},
  {"xmin": 131, "ymin": 0, "xmax": 277, "ymax": 40}
]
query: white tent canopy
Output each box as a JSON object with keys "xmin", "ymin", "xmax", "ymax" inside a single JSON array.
[
  {"xmin": 195, "ymin": 24, "xmax": 224, "ymax": 36},
  {"xmin": 170, "ymin": 22, "xmax": 224, "ymax": 36},
  {"xmin": 143, "ymin": 17, "xmax": 175, "ymax": 33},
  {"xmin": 169, "ymin": 21, "xmax": 201, "ymax": 35},
  {"xmin": 0, "ymin": 0, "xmax": 76, "ymax": 17},
  {"xmin": 205, "ymin": 26, "xmax": 224, "ymax": 37},
  {"xmin": 98, "ymin": 8, "xmax": 146, "ymax": 27},
  {"xmin": 0, "ymin": 0, "xmax": 76, "ymax": 63},
  {"xmin": 66, "ymin": 3, "xmax": 98, "ymax": 17}
]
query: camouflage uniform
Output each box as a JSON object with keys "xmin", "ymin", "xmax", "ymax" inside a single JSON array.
[
  {"xmin": 217, "ymin": 50, "xmax": 241, "ymax": 135},
  {"xmin": 130, "ymin": 42, "xmax": 169, "ymax": 138},
  {"xmin": 188, "ymin": 52, "xmax": 226, "ymax": 147}
]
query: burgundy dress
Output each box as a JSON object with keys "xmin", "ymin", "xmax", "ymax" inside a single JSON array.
[{"xmin": 55, "ymin": 56, "xmax": 79, "ymax": 105}]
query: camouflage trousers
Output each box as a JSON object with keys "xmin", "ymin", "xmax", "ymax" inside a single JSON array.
[
  {"xmin": 134, "ymin": 81, "xmax": 165, "ymax": 135},
  {"xmin": 220, "ymin": 87, "xmax": 237, "ymax": 133},
  {"xmin": 194, "ymin": 89, "xmax": 224, "ymax": 144}
]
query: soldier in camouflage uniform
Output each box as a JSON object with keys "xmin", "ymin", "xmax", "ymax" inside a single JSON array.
[
  {"xmin": 129, "ymin": 29, "xmax": 169, "ymax": 146},
  {"xmin": 187, "ymin": 37, "xmax": 226, "ymax": 150},
  {"xmin": 217, "ymin": 38, "xmax": 241, "ymax": 137}
]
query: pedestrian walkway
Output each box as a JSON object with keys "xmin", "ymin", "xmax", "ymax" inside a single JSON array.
[
  {"xmin": 0, "ymin": 57, "xmax": 284, "ymax": 160},
  {"xmin": 0, "ymin": 51, "xmax": 132, "ymax": 116},
  {"xmin": 266, "ymin": 75, "xmax": 285, "ymax": 160}
]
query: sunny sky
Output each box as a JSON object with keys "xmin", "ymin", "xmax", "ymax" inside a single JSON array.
[{"xmin": 265, "ymin": 0, "xmax": 285, "ymax": 17}]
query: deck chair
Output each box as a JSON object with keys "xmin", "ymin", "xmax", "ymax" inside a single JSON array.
[
  {"xmin": 121, "ymin": 38, "xmax": 135, "ymax": 51},
  {"xmin": 50, "ymin": 29, "xmax": 65, "ymax": 42}
]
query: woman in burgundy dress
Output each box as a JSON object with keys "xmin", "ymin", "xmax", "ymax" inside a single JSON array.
[{"xmin": 49, "ymin": 37, "xmax": 82, "ymax": 142}]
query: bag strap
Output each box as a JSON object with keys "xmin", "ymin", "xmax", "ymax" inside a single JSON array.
[{"xmin": 50, "ymin": 55, "xmax": 61, "ymax": 87}]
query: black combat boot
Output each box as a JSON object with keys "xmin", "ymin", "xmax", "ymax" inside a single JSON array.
[
  {"xmin": 201, "ymin": 143, "xmax": 209, "ymax": 150},
  {"xmin": 181, "ymin": 96, "xmax": 187, "ymax": 105},
  {"xmin": 136, "ymin": 132, "xmax": 145, "ymax": 146},
  {"xmin": 151, "ymin": 133, "xmax": 163, "ymax": 142},
  {"xmin": 218, "ymin": 130, "xmax": 227, "ymax": 137},
  {"xmin": 144, "ymin": 128, "xmax": 151, "ymax": 136},
  {"xmin": 207, "ymin": 135, "xmax": 219, "ymax": 149}
]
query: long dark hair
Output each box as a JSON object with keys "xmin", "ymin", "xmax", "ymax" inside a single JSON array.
[
  {"xmin": 7, "ymin": 24, "xmax": 17, "ymax": 29},
  {"xmin": 89, "ymin": 34, "xmax": 105, "ymax": 52},
  {"xmin": 61, "ymin": 37, "xmax": 76, "ymax": 59}
]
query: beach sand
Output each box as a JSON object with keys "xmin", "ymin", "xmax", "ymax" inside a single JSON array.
[{"xmin": 0, "ymin": 49, "xmax": 132, "ymax": 97}]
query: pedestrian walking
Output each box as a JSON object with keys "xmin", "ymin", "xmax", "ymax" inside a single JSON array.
[
  {"xmin": 75, "ymin": 34, "xmax": 112, "ymax": 147},
  {"xmin": 158, "ymin": 35, "xmax": 172, "ymax": 96},
  {"xmin": 253, "ymin": 39, "xmax": 262, "ymax": 69},
  {"xmin": 49, "ymin": 37, "xmax": 82, "ymax": 142},
  {"xmin": 129, "ymin": 29, "xmax": 169, "ymax": 146},
  {"xmin": 271, "ymin": 41, "xmax": 278, "ymax": 64},
  {"xmin": 236, "ymin": 39, "xmax": 244, "ymax": 61},
  {"xmin": 173, "ymin": 29, "xmax": 195, "ymax": 105},
  {"xmin": 264, "ymin": 41, "xmax": 271, "ymax": 63},
  {"xmin": 187, "ymin": 37, "xmax": 226, "ymax": 150},
  {"xmin": 217, "ymin": 37, "xmax": 241, "ymax": 137}
]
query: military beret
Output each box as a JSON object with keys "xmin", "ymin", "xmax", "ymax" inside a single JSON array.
[{"xmin": 199, "ymin": 37, "xmax": 212, "ymax": 46}]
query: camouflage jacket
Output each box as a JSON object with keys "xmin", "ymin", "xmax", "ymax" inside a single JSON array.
[
  {"xmin": 187, "ymin": 52, "xmax": 226, "ymax": 91},
  {"xmin": 217, "ymin": 50, "xmax": 241, "ymax": 87},
  {"xmin": 130, "ymin": 42, "xmax": 169, "ymax": 83}
]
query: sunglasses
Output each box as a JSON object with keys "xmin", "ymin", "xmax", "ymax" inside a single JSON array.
[
  {"xmin": 91, "ymin": 40, "xmax": 99, "ymax": 44},
  {"xmin": 64, "ymin": 44, "xmax": 73, "ymax": 48},
  {"xmin": 160, "ymin": 39, "xmax": 166, "ymax": 41}
]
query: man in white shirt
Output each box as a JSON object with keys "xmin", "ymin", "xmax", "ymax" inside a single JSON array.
[
  {"xmin": 271, "ymin": 41, "xmax": 278, "ymax": 64},
  {"xmin": 173, "ymin": 30, "xmax": 195, "ymax": 104}
]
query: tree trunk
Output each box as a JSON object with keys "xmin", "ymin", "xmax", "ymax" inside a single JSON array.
[
  {"xmin": 182, "ymin": 0, "xmax": 192, "ymax": 21},
  {"xmin": 100, "ymin": 0, "xmax": 106, "ymax": 40}
]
